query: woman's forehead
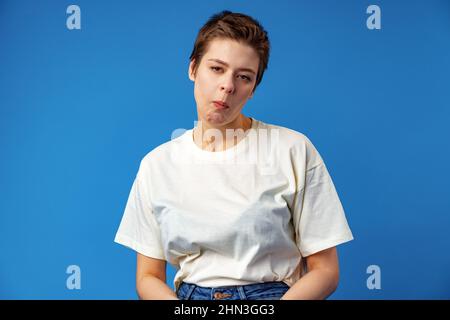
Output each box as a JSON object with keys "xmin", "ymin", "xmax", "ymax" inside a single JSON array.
[{"xmin": 203, "ymin": 38, "xmax": 259, "ymax": 70}]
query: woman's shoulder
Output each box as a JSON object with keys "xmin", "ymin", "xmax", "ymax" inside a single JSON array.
[
  {"xmin": 256, "ymin": 119, "xmax": 314, "ymax": 149},
  {"xmin": 139, "ymin": 130, "xmax": 191, "ymax": 167},
  {"xmin": 256, "ymin": 119, "xmax": 323, "ymax": 169}
]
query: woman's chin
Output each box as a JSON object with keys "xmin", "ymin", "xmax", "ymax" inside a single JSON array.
[{"xmin": 205, "ymin": 112, "xmax": 227, "ymax": 125}]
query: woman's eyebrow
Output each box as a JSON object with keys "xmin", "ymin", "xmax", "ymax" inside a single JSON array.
[{"xmin": 207, "ymin": 59, "xmax": 256, "ymax": 75}]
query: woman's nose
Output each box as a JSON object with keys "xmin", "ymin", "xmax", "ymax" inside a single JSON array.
[{"xmin": 220, "ymin": 76, "xmax": 235, "ymax": 94}]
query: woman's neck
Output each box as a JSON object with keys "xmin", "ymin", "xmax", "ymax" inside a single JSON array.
[{"xmin": 193, "ymin": 115, "xmax": 252, "ymax": 152}]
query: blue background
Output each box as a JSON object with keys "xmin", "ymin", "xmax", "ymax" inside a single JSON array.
[{"xmin": 1, "ymin": 0, "xmax": 449, "ymax": 299}]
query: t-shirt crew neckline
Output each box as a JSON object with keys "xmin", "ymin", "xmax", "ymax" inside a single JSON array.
[{"xmin": 187, "ymin": 117, "xmax": 258, "ymax": 161}]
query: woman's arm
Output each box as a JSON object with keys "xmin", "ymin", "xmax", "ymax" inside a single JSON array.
[
  {"xmin": 136, "ymin": 253, "xmax": 179, "ymax": 300},
  {"xmin": 280, "ymin": 247, "xmax": 340, "ymax": 300}
]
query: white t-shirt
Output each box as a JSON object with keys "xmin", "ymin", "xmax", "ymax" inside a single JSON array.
[{"xmin": 114, "ymin": 118, "xmax": 353, "ymax": 292}]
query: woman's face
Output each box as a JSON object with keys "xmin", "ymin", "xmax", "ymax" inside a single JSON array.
[{"xmin": 189, "ymin": 38, "xmax": 259, "ymax": 127}]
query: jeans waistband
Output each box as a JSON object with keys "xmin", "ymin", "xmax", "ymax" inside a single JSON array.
[{"xmin": 177, "ymin": 281, "xmax": 290, "ymax": 300}]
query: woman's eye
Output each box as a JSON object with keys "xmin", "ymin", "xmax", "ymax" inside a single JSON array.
[
  {"xmin": 211, "ymin": 66, "xmax": 222, "ymax": 72},
  {"xmin": 240, "ymin": 75, "xmax": 252, "ymax": 82}
]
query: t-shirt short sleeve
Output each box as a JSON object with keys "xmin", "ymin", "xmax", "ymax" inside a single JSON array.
[
  {"xmin": 292, "ymin": 138, "xmax": 354, "ymax": 257},
  {"xmin": 114, "ymin": 161, "xmax": 166, "ymax": 260}
]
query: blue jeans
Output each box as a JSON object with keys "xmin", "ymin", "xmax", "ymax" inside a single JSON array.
[{"xmin": 176, "ymin": 281, "xmax": 290, "ymax": 300}]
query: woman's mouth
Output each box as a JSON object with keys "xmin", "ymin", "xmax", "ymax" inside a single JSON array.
[{"xmin": 213, "ymin": 101, "xmax": 229, "ymax": 110}]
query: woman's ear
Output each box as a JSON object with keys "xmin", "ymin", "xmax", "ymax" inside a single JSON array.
[
  {"xmin": 249, "ymin": 87, "xmax": 256, "ymax": 99},
  {"xmin": 188, "ymin": 60, "xmax": 196, "ymax": 81}
]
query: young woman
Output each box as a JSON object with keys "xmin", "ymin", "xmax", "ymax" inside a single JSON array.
[{"xmin": 115, "ymin": 10, "xmax": 353, "ymax": 300}]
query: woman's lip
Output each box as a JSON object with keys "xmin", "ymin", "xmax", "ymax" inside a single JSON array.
[{"xmin": 213, "ymin": 101, "xmax": 229, "ymax": 109}]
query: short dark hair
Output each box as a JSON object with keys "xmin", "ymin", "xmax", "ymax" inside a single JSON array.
[{"xmin": 189, "ymin": 10, "xmax": 270, "ymax": 92}]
